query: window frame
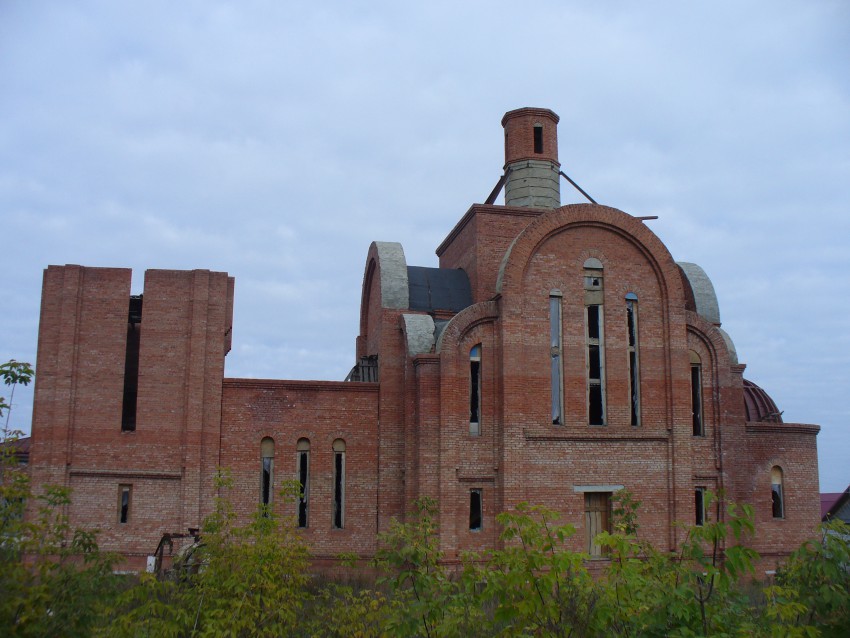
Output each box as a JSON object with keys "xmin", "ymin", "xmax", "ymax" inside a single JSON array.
[
  {"xmin": 296, "ymin": 438, "xmax": 310, "ymax": 528},
  {"xmin": 118, "ymin": 484, "xmax": 132, "ymax": 525},
  {"xmin": 583, "ymin": 260, "xmax": 606, "ymax": 426},
  {"xmin": 332, "ymin": 439, "xmax": 346, "ymax": 529},
  {"xmin": 260, "ymin": 437, "xmax": 275, "ymax": 509},
  {"xmin": 771, "ymin": 466, "xmax": 785, "ymax": 519},
  {"xmin": 584, "ymin": 491, "xmax": 612, "ymax": 557},
  {"xmin": 690, "ymin": 351, "xmax": 704, "ymax": 436},
  {"xmin": 469, "ymin": 344, "xmax": 482, "ymax": 436},
  {"xmin": 469, "ymin": 489, "xmax": 483, "ymax": 532},
  {"xmin": 549, "ymin": 291, "xmax": 563, "ymax": 425},
  {"xmin": 694, "ymin": 487, "xmax": 706, "ymax": 526},
  {"xmin": 585, "ymin": 303, "xmax": 606, "ymax": 426},
  {"xmin": 625, "ymin": 293, "xmax": 640, "ymax": 426}
]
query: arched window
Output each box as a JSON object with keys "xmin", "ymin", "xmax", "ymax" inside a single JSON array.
[
  {"xmin": 470, "ymin": 345, "xmax": 481, "ymax": 436},
  {"xmin": 690, "ymin": 351, "xmax": 703, "ymax": 436},
  {"xmin": 771, "ymin": 466, "xmax": 785, "ymax": 519},
  {"xmin": 260, "ymin": 437, "xmax": 275, "ymax": 508},
  {"xmin": 296, "ymin": 438, "xmax": 310, "ymax": 528},
  {"xmin": 584, "ymin": 259, "xmax": 605, "ymax": 425},
  {"xmin": 625, "ymin": 293, "xmax": 640, "ymax": 426},
  {"xmin": 332, "ymin": 439, "xmax": 346, "ymax": 529}
]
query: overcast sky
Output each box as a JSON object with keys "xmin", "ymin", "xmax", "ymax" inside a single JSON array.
[{"xmin": 1, "ymin": 1, "xmax": 847, "ymax": 492}]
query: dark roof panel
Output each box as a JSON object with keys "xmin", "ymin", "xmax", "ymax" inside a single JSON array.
[{"xmin": 407, "ymin": 266, "xmax": 472, "ymax": 313}]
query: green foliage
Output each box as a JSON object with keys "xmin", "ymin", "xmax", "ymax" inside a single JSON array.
[
  {"xmin": 612, "ymin": 487, "xmax": 642, "ymax": 536},
  {"xmin": 1, "ymin": 359, "xmax": 122, "ymax": 637},
  {"xmin": 95, "ymin": 487, "xmax": 845, "ymax": 638},
  {"xmin": 482, "ymin": 502, "xmax": 598, "ymax": 637},
  {"xmin": 0, "ymin": 359, "xmax": 34, "ymax": 431},
  {"xmin": 0, "ymin": 359, "xmax": 34, "ymax": 390},
  {"xmin": 596, "ymin": 491, "xmax": 766, "ymax": 637},
  {"xmin": 0, "ymin": 483, "xmax": 121, "ymax": 637},
  {"xmin": 767, "ymin": 519, "xmax": 850, "ymax": 637},
  {"xmin": 373, "ymin": 497, "xmax": 487, "ymax": 637},
  {"xmin": 305, "ymin": 584, "xmax": 393, "ymax": 638},
  {"xmin": 2, "ymin": 366, "xmax": 848, "ymax": 638},
  {"xmin": 101, "ymin": 471, "xmax": 312, "ymax": 638}
]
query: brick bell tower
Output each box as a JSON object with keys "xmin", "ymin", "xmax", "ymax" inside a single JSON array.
[{"xmin": 502, "ymin": 107, "xmax": 561, "ymax": 209}]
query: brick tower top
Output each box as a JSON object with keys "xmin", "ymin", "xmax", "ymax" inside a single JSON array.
[
  {"xmin": 501, "ymin": 107, "xmax": 560, "ymax": 165},
  {"xmin": 501, "ymin": 107, "xmax": 561, "ymax": 209}
]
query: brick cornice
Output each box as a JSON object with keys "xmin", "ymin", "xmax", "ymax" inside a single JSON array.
[
  {"xmin": 69, "ymin": 468, "xmax": 182, "ymax": 480},
  {"xmin": 745, "ymin": 423, "xmax": 820, "ymax": 435},
  {"xmin": 524, "ymin": 429, "xmax": 669, "ymax": 443},
  {"xmin": 223, "ymin": 378, "xmax": 379, "ymax": 392}
]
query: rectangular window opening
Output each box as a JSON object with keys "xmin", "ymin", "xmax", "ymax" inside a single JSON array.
[
  {"xmin": 629, "ymin": 352, "xmax": 639, "ymax": 425},
  {"xmin": 121, "ymin": 297, "xmax": 142, "ymax": 432},
  {"xmin": 261, "ymin": 457, "xmax": 273, "ymax": 508},
  {"xmin": 627, "ymin": 300, "xmax": 640, "ymax": 426},
  {"xmin": 298, "ymin": 451, "xmax": 309, "ymax": 528},
  {"xmin": 469, "ymin": 489, "xmax": 482, "ymax": 531},
  {"xmin": 587, "ymin": 305, "xmax": 600, "ymax": 339},
  {"xmin": 695, "ymin": 488, "xmax": 706, "ymax": 526},
  {"xmin": 118, "ymin": 484, "xmax": 132, "ymax": 524},
  {"xmin": 469, "ymin": 356, "xmax": 481, "ymax": 435},
  {"xmin": 333, "ymin": 452, "xmax": 345, "ymax": 529},
  {"xmin": 586, "ymin": 304, "xmax": 605, "ymax": 425},
  {"xmin": 772, "ymin": 484, "xmax": 784, "ymax": 519},
  {"xmin": 691, "ymin": 365, "xmax": 703, "ymax": 436},
  {"xmin": 533, "ymin": 125, "xmax": 543, "ymax": 154},
  {"xmin": 585, "ymin": 492, "xmax": 611, "ymax": 556},
  {"xmin": 550, "ymin": 295, "xmax": 563, "ymax": 425}
]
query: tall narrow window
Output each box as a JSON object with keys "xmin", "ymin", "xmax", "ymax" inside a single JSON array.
[
  {"xmin": 533, "ymin": 124, "xmax": 543, "ymax": 153},
  {"xmin": 469, "ymin": 489, "xmax": 482, "ymax": 531},
  {"xmin": 296, "ymin": 438, "xmax": 310, "ymax": 528},
  {"xmin": 261, "ymin": 437, "xmax": 274, "ymax": 510},
  {"xmin": 550, "ymin": 292, "xmax": 563, "ymax": 425},
  {"xmin": 585, "ymin": 492, "xmax": 611, "ymax": 556},
  {"xmin": 469, "ymin": 345, "xmax": 481, "ymax": 436},
  {"xmin": 690, "ymin": 351, "xmax": 703, "ymax": 436},
  {"xmin": 332, "ymin": 439, "xmax": 345, "ymax": 529},
  {"xmin": 694, "ymin": 487, "xmax": 706, "ymax": 526},
  {"xmin": 771, "ymin": 466, "xmax": 785, "ymax": 519},
  {"xmin": 587, "ymin": 305, "xmax": 605, "ymax": 425},
  {"xmin": 121, "ymin": 295, "xmax": 143, "ymax": 432},
  {"xmin": 584, "ymin": 259, "xmax": 605, "ymax": 425},
  {"xmin": 626, "ymin": 293, "xmax": 640, "ymax": 426},
  {"xmin": 118, "ymin": 484, "xmax": 132, "ymax": 524}
]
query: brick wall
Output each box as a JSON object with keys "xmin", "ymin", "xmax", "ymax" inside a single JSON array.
[{"xmin": 27, "ymin": 111, "xmax": 820, "ymax": 571}]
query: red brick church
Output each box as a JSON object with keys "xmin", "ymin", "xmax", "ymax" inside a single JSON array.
[{"xmin": 28, "ymin": 108, "xmax": 820, "ymax": 571}]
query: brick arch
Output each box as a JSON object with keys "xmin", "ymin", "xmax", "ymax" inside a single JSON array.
[
  {"xmin": 358, "ymin": 241, "xmax": 409, "ymax": 351},
  {"xmin": 495, "ymin": 204, "xmax": 684, "ymax": 309},
  {"xmin": 686, "ymin": 311, "xmax": 737, "ymax": 377},
  {"xmin": 435, "ymin": 300, "xmax": 499, "ymax": 355},
  {"xmin": 494, "ymin": 204, "xmax": 688, "ymax": 433},
  {"xmin": 687, "ymin": 313, "xmax": 738, "ymax": 450},
  {"xmin": 359, "ymin": 257, "xmax": 376, "ymax": 339}
]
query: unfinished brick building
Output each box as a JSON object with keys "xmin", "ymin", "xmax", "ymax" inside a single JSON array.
[{"xmin": 29, "ymin": 108, "xmax": 820, "ymax": 571}]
